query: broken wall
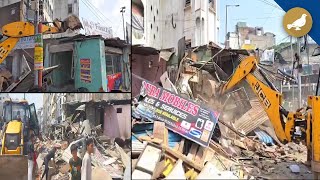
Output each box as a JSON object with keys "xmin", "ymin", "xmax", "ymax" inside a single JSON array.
[
  {"xmin": 132, "ymin": 54, "xmax": 166, "ymax": 96},
  {"xmin": 103, "ymin": 104, "xmax": 131, "ymax": 139}
]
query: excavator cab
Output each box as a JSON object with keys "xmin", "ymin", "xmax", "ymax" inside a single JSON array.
[
  {"xmin": 0, "ymin": 99, "xmax": 39, "ymax": 179},
  {"xmin": 1, "ymin": 100, "xmax": 39, "ymax": 144}
]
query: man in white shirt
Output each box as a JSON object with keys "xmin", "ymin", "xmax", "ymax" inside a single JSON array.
[{"xmin": 81, "ymin": 138, "xmax": 94, "ymax": 180}]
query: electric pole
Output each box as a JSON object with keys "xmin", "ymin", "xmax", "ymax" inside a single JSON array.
[
  {"xmin": 120, "ymin": 6, "xmax": 126, "ymax": 41},
  {"xmin": 34, "ymin": 0, "xmax": 43, "ymax": 91}
]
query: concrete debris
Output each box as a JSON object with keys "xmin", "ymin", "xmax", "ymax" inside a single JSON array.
[
  {"xmin": 132, "ymin": 55, "xmax": 315, "ymax": 180},
  {"xmin": 289, "ymin": 164, "xmax": 300, "ymax": 174},
  {"xmin": 35, "ymin": 119, "xmax": 128, "ymax": 180}
]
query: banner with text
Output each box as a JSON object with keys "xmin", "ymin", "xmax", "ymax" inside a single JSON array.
[
  {"xmin": 136, "ymin": 80, "xmax": 220, "ymax": 147},
  {"xmin": 82, "ymin": 18, "xmax": 113, "ymax": 39}
]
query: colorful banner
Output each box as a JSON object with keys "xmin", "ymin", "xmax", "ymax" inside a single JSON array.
[
  {"xmin": 136, "ymin": 80, "xmax": 220, "ymax": 147},
  {"xmin": 80, "ymin": 59, "xmax": 92, "ymax": 83}
]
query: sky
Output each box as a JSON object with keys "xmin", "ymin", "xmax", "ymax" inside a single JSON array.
[
  {"xmin": 9, "ymin": 93, "xmax": 43, "ymax": 110},
  {"xmin": 219, "ymin": 0, "xmax": 288, "ymax": 45},
  {"xmin": 79, "ymin": 0, "xmax": 131, "ymax": 39}
]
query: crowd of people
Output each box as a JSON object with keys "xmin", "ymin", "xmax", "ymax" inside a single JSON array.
[{"xmin": 27, "ymin": 136, "xmax": 95, "ymax": 180}]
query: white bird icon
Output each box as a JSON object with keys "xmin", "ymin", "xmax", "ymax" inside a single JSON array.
[{"xmin": 287, "ymin": 14, "xmax": 307, "ymax": 31}]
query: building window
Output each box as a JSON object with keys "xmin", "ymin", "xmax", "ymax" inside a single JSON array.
[
  {"xmin": 106, "ymin": 55, "xmax": 122, "ymax": 75},
  {"xmin": 68, "ymin": 4, "xmax": 73, "ymax": 14},
  {"xmin": 116, "ymin": 108, "xmax": 122, "ymax": 113},
  {"xmin": 185, "ymin": 0, "xmax": 190, "ymax": 7},
  {"xmin": 74, "ymin": 0, "xmax": 77, "ymax": 3}
]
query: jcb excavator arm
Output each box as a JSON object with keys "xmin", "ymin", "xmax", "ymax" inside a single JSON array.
[
  {"xmin": 0, "ymin": 15, "xmax": 82, "ymax": 64},
  {"xmin": 0, "ymin": 22, "xmax": 35, "ymax": 64},
  {"xmin": 219, "ymin": 56, "xmax": 294, "ymax": 144}
]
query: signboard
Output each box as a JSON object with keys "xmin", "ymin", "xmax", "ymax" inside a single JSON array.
[
  {"xmin": 34, "ymin": 34, "xmax": 43, "ymax": 70},
  {"xmin": 14, "ymin": 36, "xmax": 35, "ymax": 50},
  {"xmin": 136, "ymin": 80, "xmax": 220, "ymax": 147},
  {"xmin": 80, "ymin": 59, "xmax": 92, "ymax": 83},
  {"xmin": 82, "ymin": 18, "xmax": 113, "ymax": 39}
]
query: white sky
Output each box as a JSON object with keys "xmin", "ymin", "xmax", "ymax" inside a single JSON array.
[
  {"xmin": 9, "ymin": 93, "xmax": 43, "ymax": 110},
  {"xmin": 80, "ymin": 0, "xmax": 131, "ymax": 39}
]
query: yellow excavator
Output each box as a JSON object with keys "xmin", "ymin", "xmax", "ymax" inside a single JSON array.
[
  {"xmin": 0, "ymin": 99, "xmax": 39, "ymax": 179},
  {"xmin": 216, "ymin": 55, "xmax": 320, "ymax": 177},
  {"xmin": 0, "ymin": 15, "xmax": 83, "ymax": 64}
]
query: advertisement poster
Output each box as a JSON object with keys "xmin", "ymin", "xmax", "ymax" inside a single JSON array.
[
  {"xmin": 136, "ymin": 80, "xmax": 220, "ymax": 147},
  {"xmin": 80, "ymin": 59, "xmax": 92, "ymax": 83}
]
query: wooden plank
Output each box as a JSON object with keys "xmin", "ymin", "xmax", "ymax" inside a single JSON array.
[
  {"xmin": 136, "ymin": 145, "xmax": 162, "ymax": 173},
  {"xmin": 194, "ymin": 146, "xmax": 205, "ymax": 165},
  {"xmin": 163, "ymin": 145, "xmax": 203, "ymax": 172},
  {"xmin": 178, "ymin": 138, "xmax": 185, "ymax": 153},
  {"xmin": 153, "ymin": 121, "xmax": 166, "ymax": 141},
  {"xmin": 152, "ymin": 160, "xmax": 167, "ymax": 179},
  {"xmin": 187, "ymin": 143, "xmax": 199, "ymax": 160},
  {"xmin": 165, "ymin": 159, "xmax": 186, "ymax": 179},
  {"xmin": 139, "ymin": 136, "xmax": 163, "ymax": 145},
  {"xmin": 163, "ymin": 127, "xmax": 169, "ymax": 146}
]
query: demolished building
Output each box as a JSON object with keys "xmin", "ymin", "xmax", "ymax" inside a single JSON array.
[
  {"xmin": 131, "ymin": 44, "xmax": 315, "ymax": 179},
  {"xmin": 37, "ymin": 93, "xmax": 131, "ymax": 179}
]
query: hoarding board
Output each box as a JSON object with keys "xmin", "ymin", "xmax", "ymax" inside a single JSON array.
[{"xmin": 136, "ymin": 80, "xmax": 220, "ymax": 147}]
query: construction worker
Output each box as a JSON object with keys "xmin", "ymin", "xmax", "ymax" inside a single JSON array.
[
  {"xmin": 27, "ymin": 134, "xmax": 35, "ymax": 180},
  {"xmin": 69, "ymin": 144, "xmax": 82, "ymax": 180},
  {"xmin": 41, "ymin": 147, "xmax": 57, "ymax": 180},
  {"xmin": 81, "ymin": 138, "xmax": 94, "ymax": 180}
]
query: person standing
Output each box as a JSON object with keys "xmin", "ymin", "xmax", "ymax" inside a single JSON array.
[
  {"xmin": 69, "ymin": 144, "xmax": 82, "ymax": 180},
  {"xmin": 27, "ymin": 134, "xmax": 35, "ymax": 180},
  {"xmin": 81, "ymin": 138, "xmax": 94, "ymax": 180},
  {"xmin": 41, "ymin": 147, "xmax": 57, "ymax": 180}
]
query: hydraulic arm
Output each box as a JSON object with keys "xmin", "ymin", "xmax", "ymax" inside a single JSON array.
[
  {"xmin": 0, "ymin": 15, "xmax": 82, "ymax": 64},
  {"xmin": 0, "ymin": 22, "xmax": 35, "ymax": 64},
  {"xmin": 219, "ymin": 56, "xmax": 295, "ymax": 143},
  {"xmin": 214, "ymin": 49, "xmax": 320, "ymax": 177}
]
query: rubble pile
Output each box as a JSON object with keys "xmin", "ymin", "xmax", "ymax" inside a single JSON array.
[
  {"xmin": 132, "ymin": 100, "xmax": 313, "ymax": 179},
  {"xmin": 35, "ymin": 122, "xmax": 130, "ymax": 180},
  {"xmin": 131, "ymin": 49, "xmax": 314, "ymax": 179}
]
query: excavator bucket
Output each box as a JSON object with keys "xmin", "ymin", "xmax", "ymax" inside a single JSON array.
[
  {"xmin": 53, "ymin": 14, "xmax": 83, "ymax": 32},
  {"xmin": 0, "ymin": 155, "xmax": 28, "ymax": 180}
]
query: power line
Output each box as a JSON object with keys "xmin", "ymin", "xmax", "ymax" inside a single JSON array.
[
  {"xmin": 81, "ymin": 0, "xmax": 107, "ymax": 24},
  {"xmin": 84, "ymin": 0, "xmax": 113, "ymax": 25},
  {"xmin": 257, "ymin": 0, "xmax": 283, "ymax": 11}
]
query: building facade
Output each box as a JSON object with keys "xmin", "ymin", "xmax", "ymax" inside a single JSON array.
[
  {"xmin": 184, "ymin": 0, "xmax": 220, "ymax": 47},
  {"xmin": 0, "ymin": 93, "xmax": 10, "ymax": 115},
  {"xmin": 53, "ymin": 0, "xmax": 79, "ymax": 20},
  {"xmin": 227, "ymin": 22, "xmax": 276, "ymax": 50},
  {"xmin": 132, "ymin": 0, "xmax": 220, "ymax": 50}
]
